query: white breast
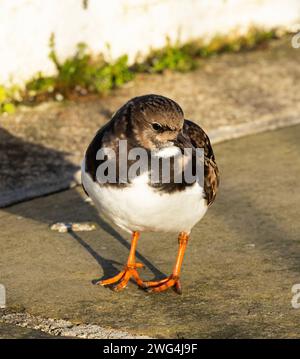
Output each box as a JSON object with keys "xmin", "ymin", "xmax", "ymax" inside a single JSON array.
[{"xmin": 82, "ymin": 163, "xmax": 207, "ymax": 234}]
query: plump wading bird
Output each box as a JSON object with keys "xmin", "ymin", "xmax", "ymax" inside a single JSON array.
[{"xmin": 82, "ymin": 94, "xmax": 219, "ymax": 294}]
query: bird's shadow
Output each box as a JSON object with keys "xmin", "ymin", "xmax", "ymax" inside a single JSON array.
[
  {"xmin": 1, "ymin": 127, "xmax": 165, "ymax": 287},
  {"xmin": 69, "ymin": 210, "xmax": 166, "ymax": 286},
  {"xmin": 68, "ymin": 230, "xmax": 123, "ymax": 285}
]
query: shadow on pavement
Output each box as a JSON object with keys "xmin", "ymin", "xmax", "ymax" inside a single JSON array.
[
  {"xmin": 1, "ymin": 127, "xmax": 164, "ymax": 281},
  {"xmin": 0, "ymin": 127, "xmax": 79, "ymax": 207}
]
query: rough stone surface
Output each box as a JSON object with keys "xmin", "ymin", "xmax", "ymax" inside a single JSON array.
[
  {"xmin": 0, "ymin": 311, "xmax": 148, "ymax": 339},
  {"xmin": 1, "ymin": 36, "xmax": 300, "ymax": 206},
  {"xmin": 0, "ymin": 125, "xmax": 300, "ymax": 338}
]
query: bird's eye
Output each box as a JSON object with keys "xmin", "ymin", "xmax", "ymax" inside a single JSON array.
[{"xmin": 152, "ymin": 123, "xmax": 163, "ymax": 132}]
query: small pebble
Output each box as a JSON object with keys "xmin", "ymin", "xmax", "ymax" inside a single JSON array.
[
  {"xmin": 245, "ymin": 243, "xmax": 255, "ymax": 248},
  {"xmin": 50, "ymin": 222, "xmax": 96, "ymax": 233},
  {"xmin": 55, "ymin": 93, "xmax": 64, "ymax": 102}
]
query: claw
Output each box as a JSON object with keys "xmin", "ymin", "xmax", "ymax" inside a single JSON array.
[
  {"xmin": 174, "ymin": 279, "xmax": 182, "ymax": 294},
  {"xmin": 143, "ymin": 276, "xmax": 171, "ymax": 288},
  {"xmin": 96, "ymin": 270, "xmax": 125, "ymax": 286},
  {"xmin": 145, "ymin": 275, "xmax": 182, "ymax": 294},
  {"xmin": 97, "ymin": 264, "xmax": 145, "ymax": 291},
  {"xmin": 112, "ymin": 270, "xmax": 131, "ymax": 291}
]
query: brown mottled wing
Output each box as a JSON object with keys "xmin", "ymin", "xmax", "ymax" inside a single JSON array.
[
  {"xmin": 84, "ymin": 101, "xmax": 135, "ymax": 184},
  {"xmin": 183, "ymin": 119, "xmax": 220, "ymax": 206}
]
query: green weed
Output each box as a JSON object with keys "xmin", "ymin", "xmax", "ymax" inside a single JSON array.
[{"xmin": 0, "ymin": 27, "xmax": 279, "ymax": 115}]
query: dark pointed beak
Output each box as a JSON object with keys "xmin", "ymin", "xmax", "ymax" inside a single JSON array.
[{"xmin": 173, "ymin": 131, "xmax": 192, "ymax": 148}]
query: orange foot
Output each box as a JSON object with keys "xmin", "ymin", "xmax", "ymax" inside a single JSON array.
[
  {"xmin": 143, "ymin": 275, "xmax": 182, "ymax": 294},
  {"xmin": 143, "ymin": 232, "xmax": 189, "ymax": 295},
  {"xmin": 97, "ymin": 263, "xmax": 145, "ymax": 291}
]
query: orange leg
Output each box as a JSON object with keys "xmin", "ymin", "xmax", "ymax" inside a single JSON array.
[
  {"xmin": 144, "ymin": 232, "xmax": 189, "ymax": 294},
  {"xmin": 97, "ymin": 231, "xmax": 145, "ymax": 291}
]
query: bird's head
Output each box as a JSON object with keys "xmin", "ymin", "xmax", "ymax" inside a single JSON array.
[{"xmin": 129, "ymin": 94, "xmax": 185, "ymax": 150}]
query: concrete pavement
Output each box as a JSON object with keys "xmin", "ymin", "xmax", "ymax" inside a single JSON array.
[{"xmin": 0, "ymin": 124, "xmax": 300, "ymax": 338}]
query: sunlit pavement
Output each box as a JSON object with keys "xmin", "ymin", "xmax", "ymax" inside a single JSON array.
[{"xmin": 1, "ymin": 125, "xmax": 300, "ymax": 338}]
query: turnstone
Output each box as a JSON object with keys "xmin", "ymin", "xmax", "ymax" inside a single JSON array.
[{"xmin": 82, "ymin": 94, "xmax": 219, "ymax": 294}]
